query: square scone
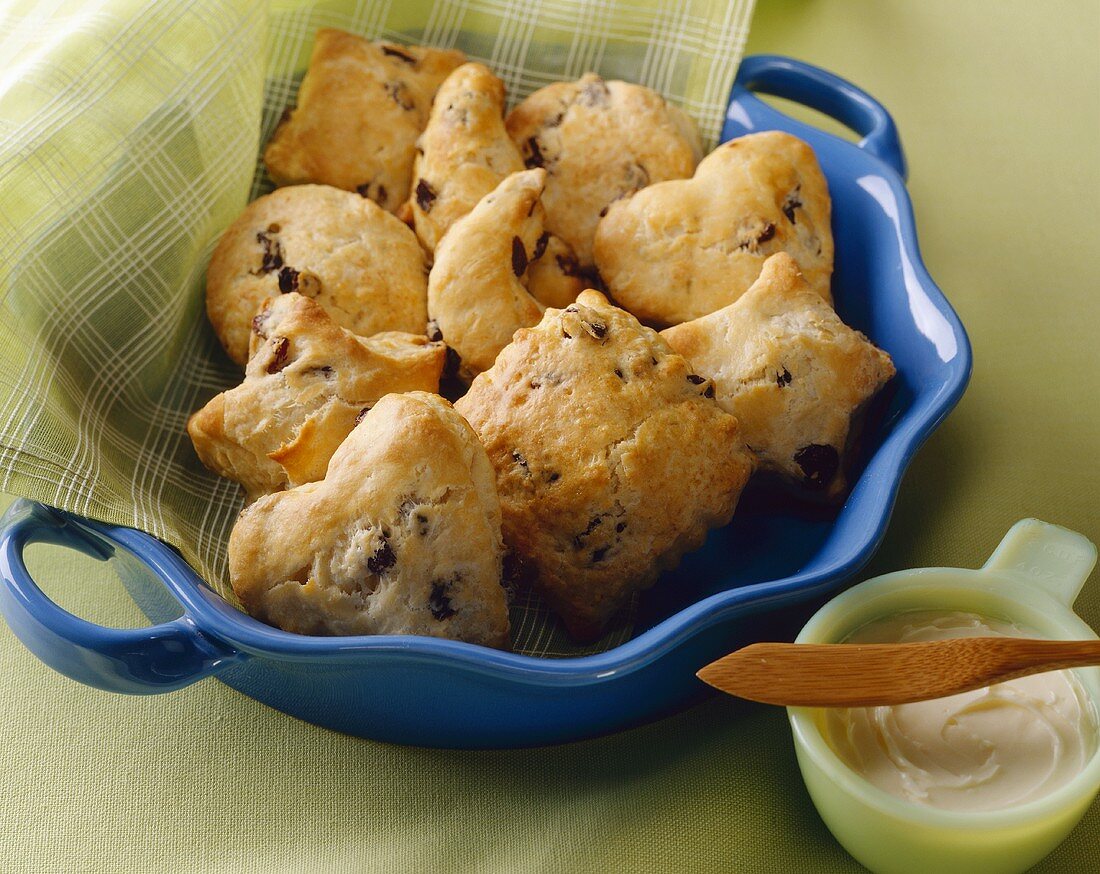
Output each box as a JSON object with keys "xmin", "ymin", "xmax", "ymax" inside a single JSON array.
[
  {"xmin": 455, "ymin": 290, "xmax": 755, "ymax": 640},
  {"xmin": 662, "ymin": 253, "xmax": 895, "ymax": 501}
]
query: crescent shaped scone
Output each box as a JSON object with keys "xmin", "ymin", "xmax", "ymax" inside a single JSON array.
[
  {"xmin": 229, "ymin": 391, "xmax": 509, "ymax": 648},
  {"xmin": 595, "ymin": 131, "xmax": 833, "ymax": 326},
  {"xmin": 188, "ymin": 293, "xmax": 445, "ymax": 499},
  {"xmin": 661, "ymin": 253, "xmax": 894, "ymax": 500},
  {"xmin": 455, "ymin": 290, "xmax": 755, "ymax": 641}
]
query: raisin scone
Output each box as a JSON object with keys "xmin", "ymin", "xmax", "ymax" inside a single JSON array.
[
  {"xmin": 505, "ymin": 73, "xmax": 702, "ymax": 267},
  {"xmin": 229, "ymin": 391, "xmax": 509, "ymax": 647},
  {"xmin": 188, "ymin": 293, "xmax": 445, "ymax": 499},
  {"xmin": 427, "ymin": 168, "xmax": 583, "ymax": 379},
  {"xmin": 406, "ymin": 62, "xmax": 525, "ymax": 253},
  {"xmin": 455, "ymin": 290, "xmax": 755, "ymax": 641},
  {"xmin": 206, "ymin": 184, "xmax": 428, "ymax": 365},
  {"xmin": 263, "ymin": 29, "xmax": 465, "ymax": 211},
  {"xmin": 595, "ymin": 131, "xmax": 833, "ymax": 326},
  {"xmin": 662, "ymin": 253, "xmax": 894, "ymax": 500}
]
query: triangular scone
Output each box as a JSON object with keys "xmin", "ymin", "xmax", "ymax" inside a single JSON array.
[
  {"xmin": 229, "ymin": 392, "xmax": 509, "ymax": 647},
  {"xmin": 662, "ymin": 253, "xmax": 894, "ymax": 501},
  {"xmin": 455, "ymin": 291, "xmax": 755, "ymax": 641},
  {"xmin": 206, "ymin": 184, "xmax": 428, "ymax": 365},
  {"xmin": 263, "ymin": 29, "xmax": 465, "ymax": 211},
  {"xmin": 406, "ymin": 63, "xmax": 525, "ymax": 253},
  {"xmin": 506, "ymin": 73, "xmax": 702, "ymax": 266},
  {"xmin": 189, "ymin": 293, "xmax": 445, "ymax": 499},
  {"xmin": 595, "ymin": 131, "xmax": 833, "ymax": 326},
  {"xmin": 427, "ymin": 169, "xmax": 583, "ymax": 379}
]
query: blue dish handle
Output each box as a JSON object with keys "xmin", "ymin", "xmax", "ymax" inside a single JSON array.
[
  {"xmin": 728, "ymin": 55, "xmax": 908, "ymax": 180},
  {"xmin": 0, "ymin": 499, "xmax": 243, "ymax": 694}
]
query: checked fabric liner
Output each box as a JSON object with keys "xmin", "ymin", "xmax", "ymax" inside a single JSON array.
[{"xmin": 0, "ymin": 0, "xmax": 754, "ymax": 657}]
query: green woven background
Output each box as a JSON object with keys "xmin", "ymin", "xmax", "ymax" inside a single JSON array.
[{"xmin": 0, "ymin": 0, "xmax": 754, "ymax": 656}]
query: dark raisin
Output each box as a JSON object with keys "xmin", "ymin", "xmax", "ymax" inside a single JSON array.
[
  {"xmin": 415, "ymin": 513, "xmax": 429, "ymax": 536},
  {"xmin": 777, "ymin": 367, "xmax": 792, "ymax": 387},
  {"xmin": 573, "ymin": 515, "xmax": 605, "ymax": 549},
  {"xmin": 687, "ymin": 374, "xmax": 706, "ymax": 385},
  {"xmin": 367, "ymin": 537, "xmax": 396, "ymax": 574},
  {"xmin": 525, "ymin": 136, "xmax": 545, "ymax": 169},
  {"xmin": 416, "ymin": 179, "xmax": 437, "ymax": 212},
  {"xmin": 615, "ymin": 522, "xmax": 627, "ymax": 533},
  {"xmin": 266, "ymin": 337, "xmax": 290, "ymax": 374},
  {"xmin": 651, "ymin": 356, "xmax": 659, "ymax": 366},
  {"xmin": 356, "ymin": 182, "xmax": 371, "ymax": 198},
  {"xmin": 511, "ymin": 236, "xmax": 528, "ymax": 276},
  {"xmin": 533, "ymin": 231, "xmax": 551, "ymax": 261},
  {"xmin": 381, "ymin": 44, "xmax": 417, "ymax": 65},
  {"xmin": 757, "ymin": 222, "xmax": 776, "ymax": 244},
  {"xmin": 547, "ymin": 471, "xmax": 561, "ymax": 483},
  {"xmin": 307, "ymin": 365, "xmax": 334, "ymax": 378},
  {"xmin": 354, "ymin": 405, "xmax": 372, "ymax": 425},
  {"xmin": 555, "ymin": 253, "xmax": 580, "ymax": 276},
  {"xmin": 794, "ymin": 444, "xmax": 840, "ymax": 491},
  {"xmin": 590, "ymin": 546, "xmax": 609, "ymax": 564},
  {"xmin": 251, "ymin": 313, "xmax": 268, "ymax": 338},
  {"xmin": 598, "ymin": 206, "xmax": 609, "ymax": 218},
  {"xmin": 277, "ymin": 266, "xmax": 299, "ymax": 293},
  {"xmin": 545, "ymin": 111, "xmax": 564, "ymax": 128},
  {"xmin": 562, "ymin": 327, "xmax": 573, "ymax": 339},
  {"xmin": 426, "ymin": 319, "xmax": 443, "ymax": 342},
  {"xmin": 703, "ymin": 384, "xmax": 715, "ymax": 399},
  {"xmin": 385, "ymin": 81, "xmax": 414, "ymax": 111},
  {"xmin": 428, "ymin": 581, "xmax": 456, "ymax": 620},
  {"xmin": 614, "ymin": 368, "xmax": 624, "ymax": 380},
  {"xmin": 582, "ymin": 319, "xmax": 607, "ymax": 340},
  {"xmin": 564, "ymin": 305, "xmax": 579, "ymax": 313},
  {"xmin": 782, "ymin": 189, "xmax": 802, "ymax": 224},
  {"xmin": 253, "ymin": 231, "xmax": 284, "ymax": 274},
  {"xmin": 512, "ymin": 449, "xmax": 529, "ymax": 471}
]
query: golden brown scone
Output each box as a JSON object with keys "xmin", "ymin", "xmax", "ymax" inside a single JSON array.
[
  {"xmin": 229, "ymin": 391, "xmax": 509, "ymax": 647},
  {"xmin": 595, "ymin": 131, "xmax": 833, "ymax": 326},
  {"xmin": 455, "ymin": 290, "xmax": 755, "ymax": 640},
  {"xmin": 189, "ymin": 293, "xmax": 445, "ymax": 499},
  {"xmin": 263, "ymin": 29, "xmax": 465, "ymax": 210},
  {"xmin": 506, "ymin": 73, "xmax": 701, "ymax": 266},
  {"xmin": 524, "ymin": 233, "xmax": 585, "ymax": 309},
  {"xmin": 206, "ymin": 184, "xmax": 428, "ymax": 365},
  {"xmin": 661, "ymin": 254, "xmax": 894, "ymax": 501},
  {"xmin": 407, "ymin": 63, "xmax": 525, "ymax": 253},
  {"xmin": 428, "ymin": 169, "xmax": 582, "ymax": 379}
]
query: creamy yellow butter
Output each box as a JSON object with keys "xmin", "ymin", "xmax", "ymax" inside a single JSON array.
[{"xmin": 822, "ymin": 610, "xmax": 1098, "ymax": 812}]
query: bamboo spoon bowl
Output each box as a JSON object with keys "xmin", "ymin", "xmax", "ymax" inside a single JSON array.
[{"xmin": 698, "ymin": 637, "xmax": 1100, "ymax": 707}]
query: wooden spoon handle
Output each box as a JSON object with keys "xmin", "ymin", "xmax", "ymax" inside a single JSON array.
[{"xmin": 697, "ymin": 637, "xmax": 1100, "ymax": 707}]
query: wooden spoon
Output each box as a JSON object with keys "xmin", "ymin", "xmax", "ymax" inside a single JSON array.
[{"xmin": 697, "ymin": 638, "xmax": 1100, "ymax": 707}]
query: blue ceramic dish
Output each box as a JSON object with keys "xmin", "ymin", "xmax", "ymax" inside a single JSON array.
[{"xmin": 0, "ymin": 56, "xmax": 971, "ymax": 748}]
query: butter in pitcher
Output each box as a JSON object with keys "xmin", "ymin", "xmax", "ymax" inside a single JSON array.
[{"xmin": 821, "ymin": 610, "xmax": 1099, "ymax": 812}]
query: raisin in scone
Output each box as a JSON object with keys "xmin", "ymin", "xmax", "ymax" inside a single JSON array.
[
  {"xmin": 263, "ymin": 29, "xmax": 465, "ymax": 210},
  {"xmin": 595, "ymin": 131, "xmax": 833, "ymax": 326},
  {"xmin": 427, "ymin": 169, "xmax": 582, "ymax": 379},
  {"xmin": 188, "ymin": 293, "xmax": 445, "ymax": 499},
  {"xmin": 206, "ymin": 184, "xmax": 428, "ymax": 365},
  {"xmin": 505, "ymin": 74, "xmax": 702, "ymax": 266},
  {"xmin": 455, "ymin": 290, "xmax": 755, "ymax": 640},
  {"xmin": 662, "ymin": 253, "xmax": 894, "ymax": 500},
  {"xmin": 229, "ymin": 392, "xmax": 509, "ymax": 647},
  {"xmin": 407, "ymin": 62, "xmax": 525, "ymax": 253}
]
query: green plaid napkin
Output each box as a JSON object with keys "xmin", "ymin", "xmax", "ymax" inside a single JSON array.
[{"xmin": 0, "ymin": 0, "xmax": 754, "ymax": 656}]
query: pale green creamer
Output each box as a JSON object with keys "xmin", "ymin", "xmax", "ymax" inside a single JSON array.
[{"xmin": 789, "ymin": 519, "xmax": 1100, "ymax": 874}]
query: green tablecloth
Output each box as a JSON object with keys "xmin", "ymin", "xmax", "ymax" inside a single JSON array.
[{"xmin": 2, "ymin": 1, "xmax": 1098, "ymax": 870}]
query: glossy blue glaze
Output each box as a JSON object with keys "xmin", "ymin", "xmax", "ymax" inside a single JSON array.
[{"xmin": 0, "ymin": 56, "xmax": 971, "ymax": 748}]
